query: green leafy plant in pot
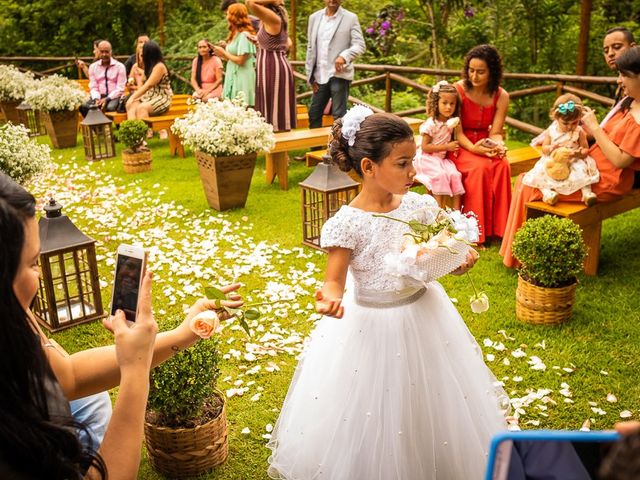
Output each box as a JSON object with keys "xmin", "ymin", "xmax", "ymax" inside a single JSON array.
[
  {"xmin": 117, "ymin": 119, "xmax": 152, "ymax": 173},
  {"xmin": 512, "ymin": 215, "xmax": 587, "ymax": 325},
  {"xmin": 145, "ymin": 318, "xmax": 227, "ymax": 478}
]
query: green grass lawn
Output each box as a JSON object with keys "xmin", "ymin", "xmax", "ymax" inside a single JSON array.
[{"xmin": 26, "ymin": 133, "xmax": 640, "ymax": 479}]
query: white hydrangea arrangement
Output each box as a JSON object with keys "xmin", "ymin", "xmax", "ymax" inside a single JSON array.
[
  {"xmin": 0, "ymin": 65, "xmax": 35, "ymax": 103},
  {"xmin": 172, "ymin": 96, "xmax": 275, "ymax": 157},
  {"xmin": 0, "ymin": 123, "xmax": 52, "ymax": 184},
  {"xmin": 25, "ymin": 75, "xmax": 87, "ymax": 112}
]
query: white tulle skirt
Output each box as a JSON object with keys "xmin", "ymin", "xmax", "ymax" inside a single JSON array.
[{"xmin": 267, "ymin": 282, "xmax": 508, "ymax": 480}]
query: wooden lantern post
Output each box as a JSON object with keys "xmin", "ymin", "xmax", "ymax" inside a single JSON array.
[
  {"xmin": 31, "ymin": 198, "xmax": 105, "ymax": 332},
  {"xmin": 299, "ymin": 153, "xmax": 359, "ymax": 250},
  {"xmin": 80, "ymin": 105, "xmax": 116, "ymax": 161}
]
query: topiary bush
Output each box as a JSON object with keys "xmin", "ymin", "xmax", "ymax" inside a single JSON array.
[
  {"xmin": 147, "ymin": 326, "xmax": 220, "ymax": 428},
  {"xmin": 117, "ymin": 119, "xmax": 148, "ymax": 152},
  {"xmin": 512, "ymin": 215, "xmax": 587, "ymax": 288}
]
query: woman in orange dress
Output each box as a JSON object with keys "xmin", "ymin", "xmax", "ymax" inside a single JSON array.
[
  {"xmin": 190, "ymin": 39, "xmax": 224, "ymax": 101},
  {"xmin": 500, "ymin": 46, "xmax": 640, "ymax": 268},
  {"xmin": 454, "ymin": 44, "xmax": 511, "ymax": 245}
]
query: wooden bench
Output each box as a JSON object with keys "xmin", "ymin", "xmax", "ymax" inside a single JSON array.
[
  {"xmin": 525, "ymin": 188, "xmax": 640, "ymax": 275},
  {"xmin": 264, "ymin": 117, "xmax": 424, "ymax": 190},
  {"xmin": 105, "ymin": 94, "xmax": 191, "ymax": 125}
]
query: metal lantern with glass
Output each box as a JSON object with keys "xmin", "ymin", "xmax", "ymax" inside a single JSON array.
[{"xmin": 80, "ymin": 104, "xmax": 116, "ymax": 161}]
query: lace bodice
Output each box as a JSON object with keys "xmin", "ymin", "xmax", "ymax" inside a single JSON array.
[
  {"xmin": 321, "ymin": 192, "xmax": 438, "ymax": 292},
  {"xmin": 548, "ymin": 121, "xmax": 581, "ymax": 148}
]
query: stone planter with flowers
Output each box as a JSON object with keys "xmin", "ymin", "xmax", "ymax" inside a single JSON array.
[
  {"xmin": 171, "ymin": 96, "xmax": 275, "ymax": 211},
  {"xmin": 25, "ymin": 75, "xmax": 87, "ymax": 148},
  {"xmin": 0, "ymin": 64, "xmax": 35, "ymax": 125}
]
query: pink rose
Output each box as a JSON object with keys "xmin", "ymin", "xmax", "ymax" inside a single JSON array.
[{"xmin": 189, "ymin": 310, "xmax": 220, "ymax": 339}]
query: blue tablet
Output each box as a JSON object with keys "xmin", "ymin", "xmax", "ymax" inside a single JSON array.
[{"xmin": 485, "ymin": 430, "xmax": 621, "ymax": 480}]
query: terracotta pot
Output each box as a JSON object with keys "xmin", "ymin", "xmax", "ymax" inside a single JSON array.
[
  {"xmin": 0, "ymin": 100, "xmax": 22, "ymax": 125},
  {"xmin": 122, "ymin": 148, "xmax": 152, "ymax": 173},
  {"xmin": 195, "ymin": 151, "xmax": 257, "ymax": 211},
  {"xmin": 144, "ymin": 392, "xmax": 228, "ymax": 478},
  {"xmin": 515, "ymin": 275, "xmax": 577, "ymax": 325},
  {"xmin": 42, "ymin": 110, "xmax": 79, "ymax": 148}
]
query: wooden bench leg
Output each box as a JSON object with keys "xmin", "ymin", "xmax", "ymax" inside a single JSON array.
[
  {"xmin": 265, "ymin": 152, "xmax": 289, "ymax": 190},
  {"xmin": 168, "ymin": 131, "xmax": 185, "ymax": 158},
  {"xmin": 581, "ymin": 221, "xmax": 601, "ymax": 276}
]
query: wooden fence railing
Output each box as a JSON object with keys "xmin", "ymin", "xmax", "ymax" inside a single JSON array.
[{"xmin": 0, "ymin": 56, "xmax": 618, "ymax": 137}]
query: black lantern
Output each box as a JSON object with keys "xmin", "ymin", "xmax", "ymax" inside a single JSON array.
[
  {"xmin": 80, "ymin": 105, "xmax": 116, "ymax": 161},
  {"xmin": 32, "ymin": 198, "xmax": 105, "ymax": 331},
  {"xmin": 299, "ymin": 153, "xmax": 360, "ymax": 250},
  {"xmin": 16, "ymin": 101, "xmax": 45, "ymax": 136}
]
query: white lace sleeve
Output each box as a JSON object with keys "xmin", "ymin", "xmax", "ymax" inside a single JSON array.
[
  {"xmin": 404, "ymin": 191, "xmax": 439, "ymax": 210},
  {"xmin": 320, "ymin": 208, "xmax": 360, "ymax": 251}
]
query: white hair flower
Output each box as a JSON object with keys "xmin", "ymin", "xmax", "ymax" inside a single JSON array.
[
  {"xmin": 431, "ymin": 80, "xmax": 449, "ymax": 94},
  {"xmin": 341, "ymin": 104, "xmax": 374, "ymax": 146}
]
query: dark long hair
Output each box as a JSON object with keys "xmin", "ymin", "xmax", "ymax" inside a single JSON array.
[
  {"xmin": 616, "ymin": 46, "xmax": 640, "ymax": 110},
  {"xmin": 329, "ymin": 111, "xmax": 414, "ymax": 176},
  {"xmin": 195, "ymin": 39, "xmax": 211, "ymax": 89},
  {"xmin": 462, "ymin": 44, "xmax": 503, "ymax": 95},
  {"xmin": 142, "ymin": 40, "xmax": 166, "ymax": 79},
  {"xmin": 0, "ymin": 173, "xmax": 106, "ymax": 479}
]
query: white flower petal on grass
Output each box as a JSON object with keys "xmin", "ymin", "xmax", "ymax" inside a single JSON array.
[
  {"xmin": 580, "ymin": 419, "xmax": 591, "ymax": 431},
  {"xmin": 511, "ymin": 348, "xmax": 527, "ymax": 358},
  {"xmin": 486, "ymin": 354, "xmax": 495, "ymax": 362},
  {"xmin": 606, "ymin": 393, "xmax": 618, "ymax": 403},
  {"xmin": 241, "ymin": 427, "xmax": 251, "ymax": 435},
  {"xmin": 250, "ymin": 393, "xmax": 262, "ymax": 402},
  {"xmin": 620, "ymin": 410, "xmax": 633, "ymax": 419},
  {"xmin": 265, "ymin": 424, "xmax": 273, "ymax": 433},
  {"xmin": 591, "ymin": 407, "xmax": 607, "ymax": 415}
]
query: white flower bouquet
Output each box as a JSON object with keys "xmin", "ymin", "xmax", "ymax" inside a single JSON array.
[
  {"xmin": 171, "ymin": 96, "xmax": 276, "ymax": 157},
  {"xmin": 24, "ymin": 75, "xmax": 88, "ymax": 112},
  {"xmin": 0, "ymin": 65, "xmax": 35, "ymax": 103},
  {"xmin": 0, "ymin": 123, "xmax": 52, "ymax": 184},
  {"xmin": 376, "ymin": 206, "xmax": 489, "ymax": 313}
]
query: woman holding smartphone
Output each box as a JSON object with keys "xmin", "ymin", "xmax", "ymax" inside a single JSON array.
[
  {"xmin": 0, "ymin": 172, "xmax": 242, "ymax": 478},
  {"xmin": 190, "ymin": 39, "xmax": 224, "ymax": 102},
  {"xmin": 454, "ymin": 44, "xmax": 511, "ymax": 245}
]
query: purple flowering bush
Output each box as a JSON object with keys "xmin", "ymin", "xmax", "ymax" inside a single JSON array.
[{"xmin": 364, "ymin": 5, "xmax": 405, "ymax": 57}]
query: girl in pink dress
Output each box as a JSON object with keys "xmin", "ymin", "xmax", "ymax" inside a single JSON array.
[{"xmin": 414, "ymin": 80, "xmax": 464, "ymax": 209}]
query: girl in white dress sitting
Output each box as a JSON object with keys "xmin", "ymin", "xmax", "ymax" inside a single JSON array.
[
  {"xmin": 523, "ymin": 93, "xmax": 599, "ymax": 206},
  {"xmin": 267, "ymin": 106, "xmax": 508, "ymax": 480},
  {"xmin": 414, "ymin": 80, "xmax": 464, "ymax": 209}
]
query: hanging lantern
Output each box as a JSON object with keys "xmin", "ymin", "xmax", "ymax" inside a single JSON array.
[
  {"xmin": 80, "ymin": 105, "xmax": 116, "ymax": 161},
  {"xmin": 299, "ymin": 153, "xmax": 360, "ymax": 250},
  {"xmin": 16, "ymin": 101, "xmax": 45, "ymax": 136},
  {"xmin": 32, "ymin": 198, "xmax": 105, "ymax": 332}
]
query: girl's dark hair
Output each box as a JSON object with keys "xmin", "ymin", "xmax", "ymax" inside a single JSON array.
[
  {"xmin": 550, "ymin": 93, "xmax": 583, "ymax": 122},
  {"xmin": 615, "ymin": 47, "xmax": 640, "ymax": 111},
  {"xmin": 0, "ymin": 173, "xmax": 106, "ymax": 479},
  {"xmin": 142, "ymin": 40, "xmax": 165, "ymax": 79},
  {"xmin": 329, "ymin": 111, "xmax": 414, "ymax": 176},
  {"xmin": 462, "ymin": 44, "xmax": 503, "ymax": 95},
  {"xmin": 195, "ymin": 39, "xmax": 211, "ymax": 89},
  {"xmin": 426, "ymin": 82, "xmax": 460, "ymax": 120}
]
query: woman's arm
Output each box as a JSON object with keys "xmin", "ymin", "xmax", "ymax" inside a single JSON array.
[
  {"xmin": 576, "ymin": 128, "xmax": 589, "ymax": 159},
  {"xmin": 246, "ymin": 0, "xmax": 282, "ymax": 35},
  {"xmin": 128, "ymin": 63, "xmax": 168, "ymax": 102},
  {"xmin": 541, "ymin": 132, "xmax": 553, "ymax": 155},
  {"xmin": 214, "ymin": 44, "xmax": 251, "ymax": 67},
  {"xmin": 315, "ymin": 247, "xmax": 350, "ymax": 319},
  {"xmin": 488, "ymin": 89, "xmax": 509, "ymax": 141},
  {"xmin": 583, "ymin": 106, "xmax": 635, "ymax": 168}
]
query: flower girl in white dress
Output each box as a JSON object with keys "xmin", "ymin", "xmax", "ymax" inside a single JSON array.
[{"xmin": 267, "ymin": 106, "xmax": 508, "ymax": 480}]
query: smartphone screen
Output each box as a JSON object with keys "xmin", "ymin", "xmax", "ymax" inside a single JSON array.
[{"xmin": 111, "ymin": 254, "xmax": 144, "ymax": 321}]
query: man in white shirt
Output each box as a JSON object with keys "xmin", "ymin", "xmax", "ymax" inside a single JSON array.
[
  {"xmin": 305, "ymin": 0, "xmax": 365, "ymax": 129},
  {"xmin": 602, "ymin": 27, "xmax": 636, "ymax": 105},
  {"xmin": 80, "ymin": 40, "xmax": 127, "ymax": 117}
]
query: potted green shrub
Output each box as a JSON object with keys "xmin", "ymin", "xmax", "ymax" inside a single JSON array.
[
  {"xmin": 0, "ymin": 65, "xmax": 35, "ymax": 124},
  {"xmin": 24, "ymin": 75, "xmax": 87, "ymax": 148},
  {"xmin": 171, "ymin": 96, "xmax": 275, "ymax": 211},
  {"xmin": 145, "ymin": 322, "xmax": 227, "ymax": 478},
  {"xmin": 512, "ymin": 215, "xmax": 587, "ymax": 325},
  {"xmin": 117, "ymin": 119, "xmax": 152, "ymax": 173}
]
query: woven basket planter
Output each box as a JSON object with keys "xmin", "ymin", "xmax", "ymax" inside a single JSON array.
[
  {"xmin": 122, "ymin": 149, "xmax": 152, "ymax": 173},
  {"xmin": 42, "ymin": 110, "xmax": 79, "ymax": 148},
  {"xmin": 145, "ymin": 393, "xmax": 229, "ymax": 478},
  {"xmin": 0, "ymin": 100, "xmax": 22, "ymax": 124},
  {"xmin": 195, "ymin": 151, "xmax": 257, "ymax": 211},
  {"xmin": 515, "ymin": 275, "xmax": 577, "ymax": 325}
]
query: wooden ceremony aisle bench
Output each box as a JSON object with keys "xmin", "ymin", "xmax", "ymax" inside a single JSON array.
[
  {"xmin": 105, "ymin": 94, "xmax": 191, "ymax": 126},
  {"xmin": 525, "ymin": 189, "xmax": 640, "ymax": 275},
  {"xmin": 265, "ymin": 117, "xmax": 424, "ymax": 190}
]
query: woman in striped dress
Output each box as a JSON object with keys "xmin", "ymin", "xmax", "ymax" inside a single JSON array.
[
  {"xmin": 126, "ymin": 41, "xmax": 173, "ymax": 119},
  {"xmin": 247, "ymin": 0, "xmax": 296, "ymax": 132}
]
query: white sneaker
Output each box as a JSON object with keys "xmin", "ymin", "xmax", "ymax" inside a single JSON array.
[
  {"xmin": 542, "ymin": 191, "xmax": 558, "ymax": 205},
  {"xmin": 582, "ymin": 192, "xmax": 597, "ymax": 206}
]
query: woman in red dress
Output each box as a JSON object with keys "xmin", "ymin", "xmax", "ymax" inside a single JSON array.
[
  {"xmin": 500, "ymin": 46, "xmax": 640, "ymax": 267},
  {"xmin": 454, "ymin": 44, "xmax": 511, "ymax": 244}
]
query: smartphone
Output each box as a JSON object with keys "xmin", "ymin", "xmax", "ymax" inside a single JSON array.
[
  {"xmin": 110, "ymin": 244, "xmax": 146, "ymax": 321},
  {"xmin": 480, "ymin": 138, "xmax": 499, "ymax": 149},
  {"xmin": 486, "ymin": 430, "xmax": 621, "ymax": 480}
]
